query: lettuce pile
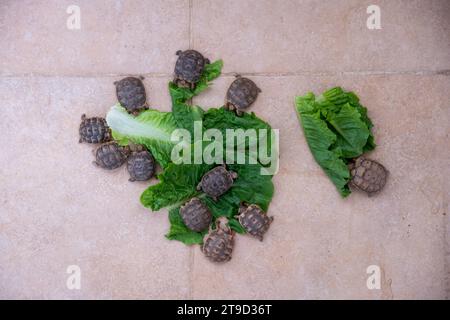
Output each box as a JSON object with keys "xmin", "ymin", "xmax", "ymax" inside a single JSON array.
[
  {"xmin": 295, "ymin": 87, "xmax": 375, "ymax": 197},
  {"xmin": 106, "ymin": 60, "xmax": 276, "ymax": 245}
]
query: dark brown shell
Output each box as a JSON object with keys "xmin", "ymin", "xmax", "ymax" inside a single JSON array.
[
  {"xmin": 180, "ymin": 198, "xmax": 212, "ymax": 232},
  {"xmin": 79, "ymin": 114, "xmax": 111, "ymax": 144},
  {"xmin": 237, "ymin": 204, "xmax": 273, "ymax": 241},
  {"xmin": 202, "ymin": 218, "xmax": 234, "ymax": 263},
  {"xmin": 114, "ymin": 77, "xmax": 147, "ymax": 113},
  {"xmin": 349, "ymin": 157, "xmax": 388, "ymax": 196},
  {"xmin": 174, "ymin": 50, "xmax": 209, "ymax": 87},
  {"xmin": 197, "ymin": 166, "xmax": 237, "ymax": 200},
  {"xmin": 94, "ymin": 142, "xmax": 130, "ymax": 170},
  {"xmin": 226, "ymin": 76, "xmax": 261, "ymax": 111},
  {"xmin": 127, "ymin": 150, "xmax": 155, "ymax": 182}
]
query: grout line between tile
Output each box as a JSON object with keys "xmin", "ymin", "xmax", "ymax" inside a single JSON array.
[
  {"xmin": 1, "ymin": 70, "xmax": 449, "ymax": 79},
  {"xmin": 189, "ymin": 0, "xmax": 194, "ymax": 49},
  {"xmin": 188, "ymin": 0, "xmax": 194, "ymax": 301}
]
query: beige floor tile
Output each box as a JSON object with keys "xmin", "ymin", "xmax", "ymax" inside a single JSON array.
[
  {"xmin": 0, "ymin": 77, "xmax": 190, "ymax": 299},
  {"xmin": 191, "ymin": 75, "xmax": 449, "ymax": 299},
  {"xmin": 0, "ymin": 0, "xmax": 189, "ymax": 76},
  {"xmin": 192, "ymin": 0, "xmax": 450, "ymax": 73},
  {"xmin": 1, "ymin": 0, "xmax": 449, "ymax": 300}
]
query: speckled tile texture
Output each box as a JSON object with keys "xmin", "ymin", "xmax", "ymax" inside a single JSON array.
[{"xmin": 0, "ymin": 0, "xmax": 449, "ymax": 299}]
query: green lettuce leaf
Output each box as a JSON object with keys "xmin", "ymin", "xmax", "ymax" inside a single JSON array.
[
  {"xmin": 141, "ymin": 108, "xmax": 275, "ymax": 245},
  {"xmin": 169, "ymin": 60, "xmax": 223, "ymax": 137},
  {"xmin": 295, "ymin": 87, "xmax": 375, "ymax": 197},
  {"xmin": 106, "ymin": 104, "xmax": 177, "ymax": 168},
  {"xmin": 158, "ymin": 163, "xmax": 274, "ymax": 244}
]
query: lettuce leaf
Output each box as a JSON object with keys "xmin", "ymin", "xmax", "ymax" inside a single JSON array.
[
  {"xmin": 106, "ymin": 104, "xmax": 177, "ymax": 168},
  {"xmin": 159, "ymin": 162, "xmax": 274, "ymax": 244},
  {"xmin": 107, "ymin": 59, "xmax": 276, "ymax": 245},
  {"xmin": 295, "ymin": 87, "xmax": 375, "ymax": 197},
  {"xmin": 141, "ymin": 108, "xmax": 275, "ymax": 244}
]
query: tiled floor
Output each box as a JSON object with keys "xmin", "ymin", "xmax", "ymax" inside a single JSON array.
[{"xmin": 1, "ymin": 0, "xmax": 449, "ymax": 299}]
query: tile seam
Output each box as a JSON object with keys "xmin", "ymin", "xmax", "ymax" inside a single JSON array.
[
  {"xmin": 188, "ymin": 0, "xmax": 194, "ymax": 301},
  {"xmin": 1, "ymin": 70, "xmax": 449, "ymax": 79}
]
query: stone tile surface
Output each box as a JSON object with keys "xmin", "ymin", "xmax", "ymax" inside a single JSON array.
[
  {"xmin": 0, "ymin": 0, "xmax": 449, "ymax": 300},
  {"xmin": 192, "ymin": 0, "xmax": 450, "ymax": 73},
  {"xmin": 192, "ymin": 75, "xmax": 449, "ymax": 299},
  {"xmin": 0, "ymin": 77, "xmax": 190, "ymax": 299},
  {"xmin": 0, "ymin": 0, "xmax": 189, "ymax": 75}
]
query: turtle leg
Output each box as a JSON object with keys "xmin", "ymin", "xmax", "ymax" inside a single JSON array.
[
  {"xmin": 132, "ymin": 110, "xmax": 140, "ymax": 116},
  {"xmin": 230, "ymin": 171, "xmax": 238, "ymax": 180},
  {"xmin": 205, "ymin": 58, "xmax": 210, "ymax": 65},
  {"xmin": 176, "ymin": 50, "xmax": 183, "ymax": 56},
  {"xmin": 129, "ymin": 177, "xmax": 136, "ymax": 182},
  {"xmin": 79, "ymin": 137, "xmax": 83, "ymax": 143},
  {"xmin": 235, "ymin": 109, "xmax": 243, "ymax": 116},
  {"xmin": 258, "ymin": 234, "xmax": 264, "ymax": 242},
  {"xmin": 196, "ymin": 182, "xmax": 202, "ymax": 191},
  {"xmin": 235, "ymin": 74, "xmax": 241, "ymax": 78},
  {"xmin": 139, "ymin": 75, "xmax": 145, "ymax": 80},
  {"xmin": 269, "ymin": 216, "xmax": 274, "ymax": 224},
  {"xmin": 92, "ymin": 161, "xmax": 100, "ymax": 167},
  {"xmin": 257, "ymin": 86, "xmax": 262, "ymax": 93},
  {"xmin": 190, "ymin": 82, "xmax": 196, "ymax": 90},
  {"xmin": 81, "ymin": 113, "xmax": 86, "ymax": 120},
  {"xmin": 239, "ymin": 202, "xmax": 248, "ymax": 213}
]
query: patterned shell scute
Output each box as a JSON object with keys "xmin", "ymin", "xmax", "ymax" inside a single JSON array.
[
  {"xmin": 199, "ymin": 166, "xmax": 235, "ymax": 198},
  {"xmin": 202, "ymin": 221, "xmax": 234, "ymax": 263},
  {"xmin": 238, "ymin": 204, "xmax": 273, "ymax": 240},
  {"xmin": 180, "ymin": 198, "xmax": 212, "ymax": 232},
  {"xmin": 174, "ymin": 50, "xmax": 207, "ymax": 83},
  {"xmin": 127, "ymin": 151, "xmax": 155, "ymax": 181},
  {"xmin": 115, "ymin": 77, "xmax": 146, "ymax": 112},
  {"xmin": 95, "ymin": 142, "xmax": 129, "ymax": 170},
  {"xmin": 79, "ymin": 115, "xmax": 111, "ymax": 144},
  {"xmin": 350, "ymin": 157, "xmax": 388, "ymax": 195},
  {"xmin": 226, "ymin": 77, "xmax": 260, "ymax": 110}
]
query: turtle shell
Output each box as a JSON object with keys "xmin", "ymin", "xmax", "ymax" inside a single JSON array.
[
  {"xmin": 237, "ymin": 204, "xmax": 273, "ymax": 241},
  {"xmin": 349, "ymin": 157, "xmax": 388, "ymax": 196},
  {"xmin": 202, "ymin": 217, "xmax": 234, "ymax": 263},
  {"xmin": 114, "ymin": 77, "xmax": 147, "ymax": 113},
  {"xmin": 197, "ymin": 166, "xmax": 237, "ymax": 200},
  {"xmin": 127, "ymin": 150, "xmax": 155, "ymax": 182},
  {"xmin": 79, "ymin": 114, "xmax": 111, "ymax": 144},
  {"xmin": 180, "ymin": 197, "xmax": 212, "ymax": 232},
  {"xmin": 174, "ymin": 50, "xmax": 209, "ymax": 87},
  {"xmin": 226, "ymin": 76, "xmax": 261, "ymax": 111},
  {"xmin": 94, "ymin": 142, "xmax": 130, "ymax": 170}
]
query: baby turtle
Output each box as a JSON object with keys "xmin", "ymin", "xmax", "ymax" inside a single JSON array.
[
  {"xmin": 79, "ymin": 114, "xmax": 111, "ymax": 144},
  {"xmin": 114, "ymin": 76, "xmax": 147, "ymax": 115},
  {"xmin": 349, "ymin": 156, "xmax": 388, "ymax": 196},
  {"xmin": 237, "ymin": 203, "xmax": 273, "ymax": 241},
  {"xmin": 93, "ymin": 142, "xmax": 130, "ymax": 170},
  {"xmin": 225, "ymin": 75, "xmax": 261, "ymax": 116},
  {"xmin": 197, "ymin": 165, "xmax": 238, "ymax": 201},
  {"xmin": 180, "ymin": 197, "xmax": 212, "ymax": 232},
  {"xmin": 174, "ymin": 50, "xmax": 210, "ymax": 90},
  {"xmin": 127, "ymin": 148, "xmax": 155, "ymax": 182},
  {"xmin": 202, "ymin": 217, "xmax": 234, "ymax": 263}
]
